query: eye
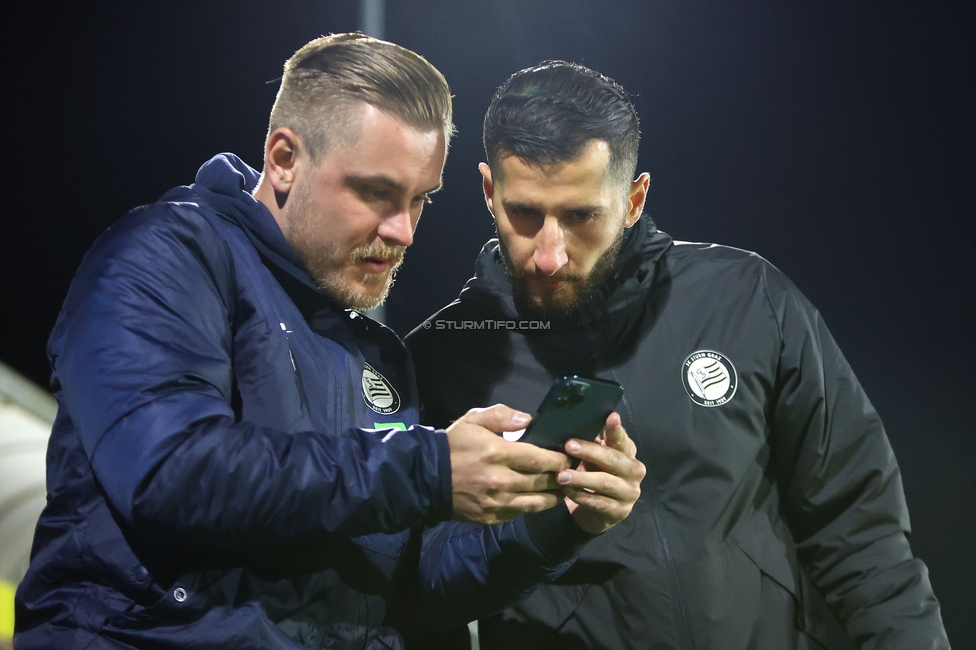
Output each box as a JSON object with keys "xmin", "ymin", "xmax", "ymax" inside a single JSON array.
[
  {"xmin": 509, "ymin": 206, "xmax": 539, "ymax": 219},
  {"xmin": 411, "ymin": 193, "xmax": 433, "ymax": 207},
  {"xmin": 357, "ymin": 184, "xmax": 390, "ymax": 202},
  {"xmin": 567, "ymin": 210, "xmax": 598, "ymax": 222}
]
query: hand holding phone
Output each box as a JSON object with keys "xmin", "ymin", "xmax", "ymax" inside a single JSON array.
[
  {"xmin": 446, "ymin": 404, "xmax": 570, "ymax": 525},
  {"xmin": 558, "ymin": 411, "xmax": 645, "ymax": 534},
  {"xmin": 505, "ymin": 376, "xmax": 644, "ymax": 534}
]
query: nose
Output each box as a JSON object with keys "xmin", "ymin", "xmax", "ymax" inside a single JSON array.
[
  {"xmin": 533, "ymin": 217, "xmax": 568, "ymax": 276},
  {"xmin": 377, "ymin": 206, "xmax": 415, "ymax": 248}
]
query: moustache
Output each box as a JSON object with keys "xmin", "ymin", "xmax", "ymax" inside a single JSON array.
[
  {"xmin": 351, "ymin": 242, "xmax": 406, "ymax": 268},
  {"xmin": 525, "ymin": 271, "xmax": 585, "ymax": 285}
]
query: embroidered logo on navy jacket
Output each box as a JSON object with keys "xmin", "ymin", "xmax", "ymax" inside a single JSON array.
[
  {"xmin": 682, "ymin": 350, "xmax": 737, "ymax": 407},
  {"xmin": 362, "ymin": 363, "xmax": 401, "ymax": 414}
]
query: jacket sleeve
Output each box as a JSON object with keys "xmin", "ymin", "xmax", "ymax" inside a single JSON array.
[
  {"xmin": 763, "ymin": 264, "xmax": 948, "ymax": 649},
  {"xmin": 388, "ymin": 503, "xmax": 592, "ymax": 636},
  {"xmin": 47, "ymin": 206, "xmax": 452, "ymax": 548}
]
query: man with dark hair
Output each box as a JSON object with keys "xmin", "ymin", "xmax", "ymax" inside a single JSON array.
[
  {"xmin": 15, "ymin": 39, "xmax": 643, "ymax": 649},
  {"xmin": 406, "ymin": 61, "xmax": 949, "ymax": 649}
]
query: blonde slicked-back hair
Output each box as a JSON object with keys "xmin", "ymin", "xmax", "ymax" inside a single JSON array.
[{"xmin": 267, "ymin": 33, "xmax": 454, "ymax": 160}]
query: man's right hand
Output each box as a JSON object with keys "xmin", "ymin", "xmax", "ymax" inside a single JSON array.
[{"xmin": 446, "ymin": 404, "xmax": 570, "ymax": 525}]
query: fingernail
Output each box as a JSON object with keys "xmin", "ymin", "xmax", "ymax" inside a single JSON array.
[
  {"xmin": 557, "ymin": 471, "xmax": 572, "ymax": 484},
  {"xmin": 512, "ymin": 411, "xmax": 531, "ymax": 425},
  {"xmin": 566, "ymin": 440, "xmax": 581, "ymax": 454}
]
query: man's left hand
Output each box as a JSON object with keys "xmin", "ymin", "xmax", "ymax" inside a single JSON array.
[{"xmin": 557, "ymin": 413, "xmax": 645, "ymax": 535}]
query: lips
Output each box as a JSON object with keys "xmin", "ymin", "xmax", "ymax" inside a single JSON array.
[
  {"xmin": 538, "ymin": 279, "xmax": 566, "ymax": 291},
  {"xmin": 534, "ymin": 275, "xmax": 574, "ymax": 291},
  {"xmin": 359, "ymin": 257, "xmax": 398, "ymax": 274}
]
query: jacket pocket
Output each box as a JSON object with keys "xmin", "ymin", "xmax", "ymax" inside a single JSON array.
[
  {"xmin": 738, "ymin": 522, "xmax": 856, "ymax": 650},
  {"xmin": 79, "ymin": 500, "xmax": 160, "ymax": 607},
  {"xmin": 98, "ymin": 569, "xmax": 294, "ymax": 649},
  {"xmin": 100, "ymin": 570, "xmax": 215, "ymax": 632},
  {"xmin": 674, "ymin": 543, "xmax": 765, "ymax": 649},
  {"xmin": 505, "ymin": 581, "xmax": 589, "ymax": 631}
]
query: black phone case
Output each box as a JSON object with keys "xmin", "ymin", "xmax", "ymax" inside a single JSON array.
[{"xmin": 519, "ymin": 376, "xmax": 624, "ymax": 454}]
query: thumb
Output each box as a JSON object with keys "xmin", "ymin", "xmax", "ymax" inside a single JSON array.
[{"xmin": 460, "ymin": 404, "xmax": 532, "ymax": 433}]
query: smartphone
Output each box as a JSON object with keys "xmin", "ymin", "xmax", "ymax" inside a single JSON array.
[{"xmin": 513, "ymin": 376, "xmax": 624, "ymax": 458}]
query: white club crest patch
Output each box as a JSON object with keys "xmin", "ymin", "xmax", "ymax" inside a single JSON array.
[
  {"xmin": 682, "ymin": 350, "xmax": 737, "ymax": 407},
  {"xmin": 362, "ymin": 363, "xmax": 401, "ymax": 415}
]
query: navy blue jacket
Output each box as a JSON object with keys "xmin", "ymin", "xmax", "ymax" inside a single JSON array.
[{"xmin": 15, "ymin": 154, "xmax": 587, "ymax": 649}]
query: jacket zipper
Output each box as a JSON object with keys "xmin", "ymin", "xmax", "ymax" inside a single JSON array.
[{"xmin": 610, "ymin": 369, "xmax": 695, "ymax": 650}]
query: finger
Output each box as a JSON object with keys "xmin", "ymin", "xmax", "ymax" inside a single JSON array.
[
  {"xmin": 504, "ymin": 468, "xmax": 564, "ymax": 493},
  {"xmin": 486, "ymin": 492, "xmax": 564, "ymax": 523},
  {"xmin": 565, "ymin": 439, "xmax": 639, "ymax": 478},
  {"xmin": 475, "ymin": 465, "xmax": 564, "ymax": 495},
  {"xmin": 562, "ymin": 488, "xmax": 627, "ymax": 517},
  {"xmin": 506, "ymin": 441, "xmax": 572, "ymax": 474},
  {"xmin": 602, "ymin": 412, "xmax": 637, "ymax": 458},
  {"xmin": 506, "ymin": 492, "xmax": 563, "ymax": 514},
  {"xmin": 557, "ymin": 468, "xmax": 639, "ymax": 502},
  {"xmin": 562, "ymin": 486, "xmax": 622, "ymax": 509},
  {"xmin": 460, "ymin": 403, "xmax": 532, "ymax": 433}
]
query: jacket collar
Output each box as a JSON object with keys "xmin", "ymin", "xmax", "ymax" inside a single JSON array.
[
  {"xmin": 171, "ymin": 153, "xmax": 325, "ymax": 295},
  {"xmin": 157, "ymin": 153, "xmax": 363, "ymax": 325}
]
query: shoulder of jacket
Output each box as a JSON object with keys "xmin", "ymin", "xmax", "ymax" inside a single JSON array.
[
  {"xmin": 92, "ymin": 199, "xmax": 236, "ymax": 265},
  {"xmin": 66, "ymin": 200, "xmax": 243, "ymax": 317},
  {"xmin": 50, "ymin": 200, "xmax": 242, "ymax": 358},
  {"xmin": 666, "ymin": 240, "xmax": 816, "ymax": 323},
  {"xmin": 405, "ymin": 294, "xmax": 485, "ymax": 343},
  {"xmin": 665, "ymin": 240, "xmax": 781, "ymax": 289},
  {"xmin": 668, "ymin": 240, "xmax": 771, "ymax": 265},
  {"xmin": 404, "ymin": 298, "xmax": 460, "ymax": 350}
]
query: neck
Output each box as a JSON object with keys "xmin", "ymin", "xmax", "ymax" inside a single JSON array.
[{"xmin": 252, "ymin": 173, "xmax": 289, "ymax": 238}]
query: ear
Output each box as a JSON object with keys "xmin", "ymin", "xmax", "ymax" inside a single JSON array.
[
  {"xmin": 625, "ymin": 172, "xmax": 650, "ymax": 227},
  {"xmin": 264, "ymin": 127, "xmax": 303, "ymax": 195},
  {"xmin": 479, "ymin": 162, "xmax": 496, "ymax": 215}
]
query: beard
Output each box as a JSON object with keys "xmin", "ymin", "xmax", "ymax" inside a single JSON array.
[
  {"xmin": 285, "ymin": 177, "xmax": 405, "ymax": 312},
  {"xmin": 498, "ymin": 224, "xmax": 625, "ymax": 319}
]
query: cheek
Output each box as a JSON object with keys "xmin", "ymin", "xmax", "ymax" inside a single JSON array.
[
  {"xmin": 569, "ymin": 225, "xmax": 616, "ymax": 269},
  {"xmin": 498, "ymin": 229, "xmax": 535, "ymax": 266},
  {"xmin": 320, "ymin": 199, "xmax": 371, "ymax": 244},
  {"xmin": 410, "ymin": 207, "xmax": 423, "ymax": 231}
]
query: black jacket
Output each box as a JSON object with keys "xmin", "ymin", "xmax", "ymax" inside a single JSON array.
[{"xmin": 406, "ymin": 215, "xmax": 948, "ymax": 649}]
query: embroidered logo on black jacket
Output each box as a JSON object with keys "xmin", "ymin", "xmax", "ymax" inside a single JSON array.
[
  {"xmin": 682, "ymin": 350, "xmax": 737, "ymax": 407},
  {"xmin": 362, "ymin": 363, "xmax": 401, "ymax": 414}
]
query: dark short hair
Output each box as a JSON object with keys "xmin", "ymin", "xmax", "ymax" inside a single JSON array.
[
  {"xmin": 268, "ymin": 33, "xmax": 454, "ymax": 160},
  {"xmin": 483, "ymin": 61, "xmax": 639, "ymax": 184}
]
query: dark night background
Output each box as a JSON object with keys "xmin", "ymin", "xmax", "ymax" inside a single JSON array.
[{"xmin": 2, "ymin": 1, "xmax": 973, "ymax": 644}]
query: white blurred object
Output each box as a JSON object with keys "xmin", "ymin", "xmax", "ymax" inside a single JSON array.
[
  {"xmin": 467, "ymin": 620, "xmax": 480, "ymax": 650},
  {"xmin": 0, "ymin": 361, "xmax": 54, "ymax": 585}
]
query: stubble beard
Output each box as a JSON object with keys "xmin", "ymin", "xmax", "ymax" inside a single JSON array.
[
  {"xmin": 286, "ymin": 176, "xmax": 405, "ymax": 312},
  {"xmin": 498, "ymin": 224, "xmax": 625, "ymax": 319}
]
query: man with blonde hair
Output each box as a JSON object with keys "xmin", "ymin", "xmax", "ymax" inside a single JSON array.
[{"xmin": 15, "ymin": 35, "xmax": 643, "ymax": 649}]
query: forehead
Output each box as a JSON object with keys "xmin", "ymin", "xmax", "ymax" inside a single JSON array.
[
  {"xmin": 315, "ymin": 103, "xmax": 446, "ymax": 186},
  {"xmin": 493, "ymin": 140, "xmax": 616, "ymax": 205}
]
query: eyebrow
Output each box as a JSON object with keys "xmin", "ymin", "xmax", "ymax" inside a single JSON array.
[
  {"xmin": 501, "ymin": 199, "xmax": 604, "ymax": 215},
  {"xmin": 346, "ymin": 174, "xmax": 443, "ymax": 197}
]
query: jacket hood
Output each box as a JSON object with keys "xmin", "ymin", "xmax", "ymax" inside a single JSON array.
[
  {"xmin": 161, "ymin": 153, "xmax": 320, "ymax": 294},
  {"xmin": 461, "ymin": 213, "xmax": 673, "ymax": 328}
]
